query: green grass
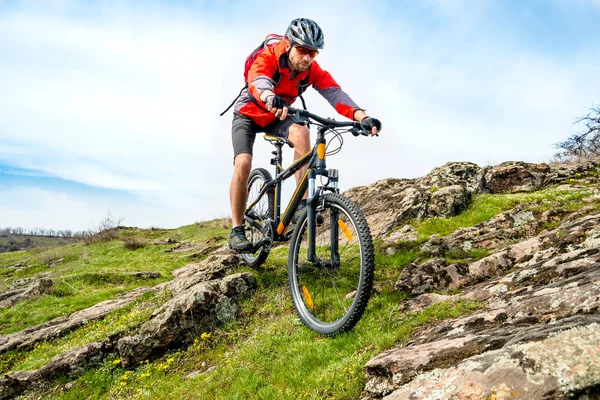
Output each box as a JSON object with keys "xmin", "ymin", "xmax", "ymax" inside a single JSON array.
[
  {"xmin": 0, "ymin": 292, "xmax": 167, "ymax": 374},
  {"xmin": 2, "ymin": 184, "xmax": 598, "ymax": 399},
  {"xmin": 0, "ymin": 235, "xmax": 77, "ymax": 253},
  {"xmin": 1, "ymin": 235, "xmax": 481, "ymax": 399},
  {"xmin": 44, "ymin": 281, "xmax": 480, "ymax": 400},
  {"xmin": 412, "ymin": 187, "xmax": 596, "ymax": 240},
  {"xmin": 374, "ymin": 244, "xmax": 422, "ymax": 284},
  {"xmin": 0, "ymin": 221, "xmax": 230, "ymax": 334},
  {"xmin": 0, "ymin": 276, "xmax": 163, "ymax": 335}
]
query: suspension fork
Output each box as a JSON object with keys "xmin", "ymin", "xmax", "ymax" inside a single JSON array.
[
  {"xmin": 330, "ymin": 207, "xmax": 340, "ymax": 267},
  {"xmin": 307, "ymin": 129, "xmax": 329, "ymax": 263}
]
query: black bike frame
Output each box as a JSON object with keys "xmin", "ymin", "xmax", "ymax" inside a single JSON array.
[
  {"xmin": 244, "ymin": 107, "xmax": 365, "ymax": 263},
  {"xmin": 244, "ymin": 128, "xmax": 332, "ymax": 262}
]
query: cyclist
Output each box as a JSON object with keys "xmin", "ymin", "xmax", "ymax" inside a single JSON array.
[{"xmin": 229, "ymin": 17, "xmax": 382, "ymax": 252}]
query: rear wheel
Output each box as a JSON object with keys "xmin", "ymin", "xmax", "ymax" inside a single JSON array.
[
  {"xmin": 288, "ymin": 193, "xmax": 374, "ymax": 335},
  {"xmin": 242, "ymin": 168, "xmax": 274, "ymax": 268}
]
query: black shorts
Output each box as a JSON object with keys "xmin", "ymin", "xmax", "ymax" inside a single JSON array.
[{"xmin": 232, "ymin": 112, "xmax": 294, "ymax": 160}]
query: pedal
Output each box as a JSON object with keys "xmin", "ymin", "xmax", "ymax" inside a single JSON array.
[
  {"xmin": 316, "ymin": 213, "xmax": 325, "ymax": 226},
  {"xmin": 283, "ymin": 232, "xmax": 294, "ymax": 241}
]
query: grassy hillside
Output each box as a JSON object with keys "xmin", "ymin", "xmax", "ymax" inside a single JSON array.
[
  {"xmin": 1, "ymin": 184, "xmax": 599, "ymax": 399},
  {"xmin": 0, "ymin": 235, "xmax": 77, "ymax": 254}
]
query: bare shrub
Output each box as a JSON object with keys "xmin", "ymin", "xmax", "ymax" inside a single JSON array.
[
  {"xmin": 80, "ymin": 213, "xmax": 124, "ymax": 245},
  {"xmin": 36, "ymin": 247, "xmax": 75, "ymax": 265},
  {"xmin": 555, "ymin": 105, "xmax": 600, "ymax": 162},
  {"xmin": 210, "ymin": 218, "xmax": 232, "ymax": 230},
  {"xmin": 122, "ymin": 237, "xmax": 147, "ymax": 250},
  {"xmin": 196, "ymin": 218, "xmax": 231, "ymax": 230}
]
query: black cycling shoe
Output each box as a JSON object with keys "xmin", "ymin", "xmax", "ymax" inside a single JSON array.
[{"xmin": 229, "ymin": 226, "xmax": 253, "ymax": 253}]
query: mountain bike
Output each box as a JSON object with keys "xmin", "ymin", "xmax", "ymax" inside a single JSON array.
[{"xmin": 242, "ymin": 106, "xmax": 375, "ymax": 335}]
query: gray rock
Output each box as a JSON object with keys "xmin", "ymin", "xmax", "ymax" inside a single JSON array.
[
  {"xmin": 427, "ymin": 185, "xmax": 471, "ymax": 218},
  {"xmin": 117, "ymin": 272, "xmax": 256, "ymax": 368},
  {"xmin": 383, "ymin": 321, "xmax": 600, "ymax": 400},
  {"xmin": 467, "ymin": 250, "xmax": 511, "ymax": 280},
  {"xmin": 384, "ymin": 225, "xmax": 417, "ymax": 245},
  {"xmin": 0, "ymin": 298, "xmax": 136, "ymax": 352},
  {"xmin": 0, "ymin": 278, "xmax": 53, "ymax": 309},
  {"xmin": 0, "ymin": 336, "xmax": 118, "ymax": 400},
  {"xmin": 346, "ymin": 163, "xmax": 482, "ymax": 240},
  {"xmin": 395, "ymin": 258, "xmax": 468, "ymax": 295},
  {"xmin": 364, "ymin": 210, "xmax": 600, "ymax": 399}
]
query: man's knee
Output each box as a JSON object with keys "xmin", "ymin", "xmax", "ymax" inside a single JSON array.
[
  {"xmin": 288, "ymin": 123, "xmax": 310, "ymax": 149},
  {"xmin": 234, "ymin": 153, "xmax": 253, "ymax": 178}
]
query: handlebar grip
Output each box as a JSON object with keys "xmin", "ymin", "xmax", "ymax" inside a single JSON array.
[{"xmin": 359, "ymin": 121, "xmax": 380, "ymax": 137}]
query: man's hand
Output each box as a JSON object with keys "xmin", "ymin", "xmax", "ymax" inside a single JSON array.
[
  {"xmin": 360, "ymin": 117, "xmax": 382, "ymax": 136},
  {"xmin": 265, "ymin": 94, "xmax": 288, "ymax": 121}
]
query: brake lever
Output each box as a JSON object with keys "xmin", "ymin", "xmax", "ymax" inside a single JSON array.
[
  {"xmin": 354, "ymin": 123, "xmax": 379, "ymax": 137},
  {"xmin": 291, "ymin": 113, "xmax": 310, "ymax": 126}
]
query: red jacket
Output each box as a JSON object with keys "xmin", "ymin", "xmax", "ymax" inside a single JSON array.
[{"xmin": 234, "ymin": 39, "xmax": 362, "ymax": 127}]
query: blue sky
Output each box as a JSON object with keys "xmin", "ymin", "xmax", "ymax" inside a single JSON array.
[{"xmin": 1, "ymin": 0, "xmax": 599, "ymax": 231}]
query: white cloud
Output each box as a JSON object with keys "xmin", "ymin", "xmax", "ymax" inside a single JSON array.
[
  {"xmin": 1, "ymin": 1, "xmax": 599, "ymax": 230},
  {"xmin": 0, "ymin": 187, "xmax": 112, "ymax": 231}
]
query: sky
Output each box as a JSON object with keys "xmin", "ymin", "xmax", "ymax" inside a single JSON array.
[{"xmin": 1, "ymin": 0, "xmax": 599, "ymax": 232}]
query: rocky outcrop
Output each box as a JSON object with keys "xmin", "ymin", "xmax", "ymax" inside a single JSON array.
[
  {"xmin": 364, "ymin": 211, "xmax": 600, "ymax": 399},
  {"xmin": 346, "ymin": 160, "xmax": 600, "ymax": 240},
  {"xmin": 114, "ymin": 249, "xmax": 255, "ymax": 370},
  {"xmin": 479, "ymin": 161, "xmax": 552, "ymax": 193},
  {"xmin": 480, "ymin": 160, "xmax": 600, "ymax": 194},
  {"xmin": 0, "ymin": 246, "xmax": 255, "ymax": 398},
  {"xmin": 418, "ymin": 203, "xmax": 566, "ymax": 256},
  {"xmin": 0, "ymin": 296, "xmax": 143, "ymax": 353},
  {"xmin": 374, "ymin": 318, "xmax": 600, "ymax": 400},
  {"xmin": 0, "ymin": 336, "xmax": 119, "ymax": 400},
  {"xmin": 346, "ymin": 163, "xmax": 480, "ymax": 239},
  {"xmin": 165, "ymin": 239, "xmax": 222, "ymax": 259},
  {"xmin": 394, "ymin": 258, "xmax": 468, "ymax": 295},
  {"xmin": 117, "ymin": 272, "xmax": 256, "ymax": 368},
  {"xmin": 0, "ymin": 278, "xmax": 53, "ymax": 309}
]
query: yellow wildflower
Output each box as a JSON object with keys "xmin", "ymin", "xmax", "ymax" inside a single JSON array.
[
  {"xmin": 112, "ymin": 359, "xmax": 121, "ymax": 365},
  {"xmin": 201, "ymin": 332, "xmax": 211, "ymax": 340}
]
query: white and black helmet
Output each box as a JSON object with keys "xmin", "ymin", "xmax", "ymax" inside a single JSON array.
[{"xmin": 286, "ymin": 18, "xmax": 325, "ymax": 50}]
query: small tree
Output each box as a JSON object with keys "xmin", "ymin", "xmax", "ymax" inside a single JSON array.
[
  {"xmin": 80, "ymin": 212, "xmax": 124, "ymax": 245},
  {"xmin": 555, "ymin": 105, "xmax": 600, "ymax": 161}
]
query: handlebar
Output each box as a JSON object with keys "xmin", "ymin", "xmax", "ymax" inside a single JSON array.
[{"xmin": 286, "ymin": 106, "xmax": 375, "ymax": 137}]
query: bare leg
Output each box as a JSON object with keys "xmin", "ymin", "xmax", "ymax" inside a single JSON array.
[
  {"xmin": 230, "ymin": 153, "xmax": 253, "ymax": 228},
  {"xmin": 287, "ymin": 123, "xmax": 311, "ymax": 200}
]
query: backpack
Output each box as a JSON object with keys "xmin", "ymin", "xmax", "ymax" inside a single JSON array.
[{"xmin": 220, "ymin": 34, "xmax": 309, "ymax": 116}]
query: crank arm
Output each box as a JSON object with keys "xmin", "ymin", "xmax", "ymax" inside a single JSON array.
[
  {"xmin": 244, "ymin": 215, "xmax": 269, "ymax": 234},
  {"xmin": 250, "ymin": 236, "xmax": 272, "ymax": 253}
]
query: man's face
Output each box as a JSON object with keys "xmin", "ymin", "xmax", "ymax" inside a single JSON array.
[{"xmin": 286, "ymin": 42, "xmax": 318, "ymax": 73}]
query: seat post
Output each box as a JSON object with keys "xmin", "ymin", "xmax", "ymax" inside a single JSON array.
[
  {"xmin": 271, "ymin": 142, "xmax": 284, "ymax": 228},
  {"xmin": 270, "ymin": 143, "xmax": 284, "ymax": 177}
]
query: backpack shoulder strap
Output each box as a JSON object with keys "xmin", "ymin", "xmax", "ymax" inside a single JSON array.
[
  {"xmin": 298, "ymin": 76, "xmax": 310, "ymax": 96},
  {"xmin": 272, "ymin": 69, "xmax": 282, "ymax": 86},
  {"xmin": 219, "ymin": 83, "xmax": 248, "ymax": 117}
]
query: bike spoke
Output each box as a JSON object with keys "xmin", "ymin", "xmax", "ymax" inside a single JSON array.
[{"xmin": 294, "ymin": 201, "xmax": 363, "ymax": 325}]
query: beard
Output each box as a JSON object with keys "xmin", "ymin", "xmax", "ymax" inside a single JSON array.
[{"xmin": 290, "ymin": 58, "xmax": 310, "ymax": 73}]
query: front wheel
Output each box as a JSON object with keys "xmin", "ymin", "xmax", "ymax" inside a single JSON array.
[{"xmin": 287, "ymin": 193, "xmax": 374, "ymax": 335}]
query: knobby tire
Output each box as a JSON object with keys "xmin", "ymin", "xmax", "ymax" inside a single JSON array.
[{"xmin": 287, "ymin": 192, "xmax": 374, "ymax": 335}]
